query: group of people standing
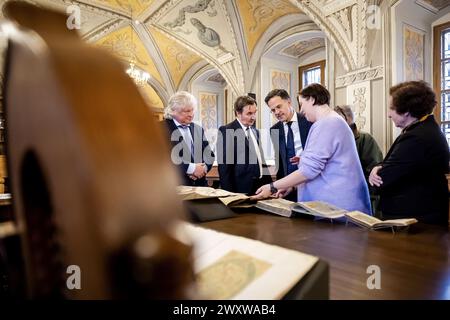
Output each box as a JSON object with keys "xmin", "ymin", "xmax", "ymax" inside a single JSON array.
[{"xmin": 162, "ymin": 81, "xmax": 449, "ymax": 226}]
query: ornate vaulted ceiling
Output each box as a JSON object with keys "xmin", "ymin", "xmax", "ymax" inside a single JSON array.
[
  {"xmin": 0, "ymin": 0, "xmax": 379, "ymax": 106},
  {"xmin": 79, "ymin": 0, "xmax": 153, "ymax": 16},
  {"xmin": 95, "ymin": 25, "xmax": 163, "ymax": 85},
  {"xmin": 148, "ymin": 26, "xmax": 202, "ymax": 89},
  {"xmin": 418, "ymin": 0, "xmax": 449, "ymax": 11},
  {"xmin": 280, "ymin": 37, "xmax": 325, "ymax": 59},
  {"xmin": 235, "ymin": 0, "xmax": 300, "ymax": 57}
]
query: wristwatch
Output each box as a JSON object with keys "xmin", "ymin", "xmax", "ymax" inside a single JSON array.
[{"xmin": 269, "ymin": 182, "xmax": 278, "ymax": 194}]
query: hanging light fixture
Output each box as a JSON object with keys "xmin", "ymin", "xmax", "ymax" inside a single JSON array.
[
  {"xmin": 125, "ymin": 8, "xmax": 150, "ymax": 87},
  {"xmin": 126, "ymin": 60, "xmax": 150, "ymax": 86}
]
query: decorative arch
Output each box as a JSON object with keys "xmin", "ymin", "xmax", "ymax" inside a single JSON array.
[
  {"xmin": 178, "ymin": 60, "xmax": 210, "ymax": 92},
  {"xmin": 247, "ymin": 19, "xmax": 321, "ymax": 92},
  {"xmin": 288, "ymin": 0, "xmax": 369, "ymax": 71}
]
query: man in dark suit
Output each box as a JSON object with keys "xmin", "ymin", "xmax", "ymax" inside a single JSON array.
[
  {"xmin": 217, "ymin": 95, "xmax": 272, "ymax": 194},
  {"xmin": 163, "ymin": 91, "xmax": 214, "ymax": 186},
  {"xmin": 265, "ymin": 89, "xmax": 312, "ymax": 201}
]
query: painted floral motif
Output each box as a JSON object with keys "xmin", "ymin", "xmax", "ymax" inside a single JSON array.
[{"xmin": 404, "ymin": 26, "xmax": 424, "ymax": 81}]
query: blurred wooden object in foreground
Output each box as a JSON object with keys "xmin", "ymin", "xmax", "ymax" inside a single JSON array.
[
  {"xmin": 0, "ymin": 155, "xmax": 7, "ymax": 193},
  {"xmin": 2, "ymin": 1, "xmax": 193, "ymax": 299}
]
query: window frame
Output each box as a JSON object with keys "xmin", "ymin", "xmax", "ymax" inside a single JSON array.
[
  {"xmin": 298, "ymin": 60, "xmax": 325, "ymax": 91},
  {"xmin": 433, "ymin": 21, "xmax": 450, "ymax": 135}
]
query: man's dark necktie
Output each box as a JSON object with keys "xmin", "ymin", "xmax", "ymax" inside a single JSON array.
[
  {"xmin": 179, "ymin": 125, "xmax": 194, "ymax": 160},
  {"xmin": 286, "ymin": 121, "xmax": 297, "ymax": 174}
]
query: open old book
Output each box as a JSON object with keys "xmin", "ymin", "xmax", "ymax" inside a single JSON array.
[
  {"xmin": 254, "ymin": 198, "xmax": 297, "ymax": 217},
  {"xmin": 177, "ymin": 186, "xmax": 255, "ymax": 208},
  {"xmin": 217, "ymin": 193, "xmax": 255, "ymax": 208},
  {"xmin": 177, "ymin": 186, "xmax": 237, "ymax": 201},
  {"xmin": 179, "ymin": 222, "xmax": 319, "ymax": 299},
  {"xmin": 177, "ymin": 186, "xmax": 300, "ymax": 215},
  {"xmin": 345, "ymin": 211, "xmax": 418, "ymax": 229},
  {"xmin": 292, "ymin": 201, "xmax": 347, "ymax": 219}
]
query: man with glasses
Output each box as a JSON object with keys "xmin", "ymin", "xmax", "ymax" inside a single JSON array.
[{"xmin": 265, "ymin": 89, "xmax": 312, "ymax": 201}]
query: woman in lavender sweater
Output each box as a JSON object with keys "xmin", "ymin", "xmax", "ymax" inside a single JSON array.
[{"xmin": 253, "ymin": 84, "xmax": 371, "ymax": 215}]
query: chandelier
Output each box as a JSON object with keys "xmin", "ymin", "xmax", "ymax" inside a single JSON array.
[
  {"xmin": 125, "ymin": 7, "xmax": 150, "ymax": 87},
  {"xmin": 126, "ymin": 61, "xmax": 150, "ymax": 86}
]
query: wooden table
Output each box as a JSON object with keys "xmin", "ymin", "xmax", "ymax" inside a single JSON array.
[{"xmin": 200, "ymin": 212, "xmax": 450, "ymax": 299}]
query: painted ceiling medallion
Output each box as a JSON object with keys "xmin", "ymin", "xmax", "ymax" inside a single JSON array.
[{"xmin": 280, "ymin": 37, "xmax": 325, "ymax": 58}]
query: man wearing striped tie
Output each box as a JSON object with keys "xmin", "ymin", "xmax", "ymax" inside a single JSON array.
[
  {"xmin": 217, "ymin": 95, "xmax": 272, "ymax": 194},
  {"xmin": 163, "ymin": 91, "xmax": 214, "ymax": 186}
]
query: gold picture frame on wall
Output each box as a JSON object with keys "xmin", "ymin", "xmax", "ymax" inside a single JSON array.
[{"xmin": 403, "ymin": 23, "xmax": 425, "ymax": 81}]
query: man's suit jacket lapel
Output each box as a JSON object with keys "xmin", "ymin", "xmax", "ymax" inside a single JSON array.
[
  {"xmin": 169, "ymin": 119, "xmax": 193, "ymax": 162},
  {"xmin": 231, "ymin": 119, "xmax": 249, "ymax": 149},
  {"xmin": 167, "ymin": 118, "xmax": 177, "ymax": 137},
  {"xmin": 190, "ymin": 123, "xmax": 206, "ymax": 163}
]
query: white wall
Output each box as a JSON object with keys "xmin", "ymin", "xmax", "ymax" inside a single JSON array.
[
  {"xmin": 298, "ymin": 50, "xmax": 326, "ymax": 67},
  {"xmin": 392, "ymin": 1, "xmax": 450, "ymax": 85},
  {"xmin": 432, "ymin": 11, "xmax": 450, "ymax": 27},
  {"xmin": 391, "ymin": 1, "xmax": 450, "ymax": 138}
]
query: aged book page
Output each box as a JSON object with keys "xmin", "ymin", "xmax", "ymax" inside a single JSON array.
[
  {"xmin": 196, "ymin": 250, "xmax": 271, "ymax": 299},
  {"xmin": 179, "ymin": 222, "xmax": 318, "ymax": 300},
  {"xmin": 177, "ymin": 186, "xmax": 237, "ymax": 201},
  {"xmin": 255, "ymin": 198, "xmax": 296, "ymax": 217},
  {"xmin": 293, "ymin": 201, "xmax": 346, "ymax": 219},
  {"xmin": 345, "ymin": 211, "xmax": 418, "ymax": 229},
  {"xmin": 217, "ymin": 194, "xmax": 254, "ymax": 207},
  {"xmin": 0, "ymin": 221, "xmax": 16, "ymax": 238}
]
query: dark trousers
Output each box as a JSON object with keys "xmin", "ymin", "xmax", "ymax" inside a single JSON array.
[{"xmin": 248, "ymin": 175, "xmax": 273, "ymax": 196}]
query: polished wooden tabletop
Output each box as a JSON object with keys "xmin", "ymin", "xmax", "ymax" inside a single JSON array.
[{"xmin": 199, "ymin": 212, "xmax": 450, "ymax": 300}]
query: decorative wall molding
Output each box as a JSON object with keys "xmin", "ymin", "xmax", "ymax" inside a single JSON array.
[
  {"xmin": 347, "ymin": 81, "xmax": 371, "ymax": 132},
  {"xmin": 289, "ymin": 0, "xmax": 370, "ymax": 71},
  {"xmin": 150, "ymin": 0, "xmax": 245, "ymax": 94},
  {"xmin": 146, "ymin": 0, "xmax": 183, "ymax": 24},
  {"xmin": 61, "ymin": 0, "xmax": 128, "ymax": 19},
  {"xmin": 163, "ymin": 0, "xmax": 215, "ymax": 29},
  {"xmin": 84, "ymin": 19, "xmax": 124, "ymax": 42},
  {"xmin": 321, "ymin": 0, "xmax": 357, "ymax": 15},
  {"xmin": 335, "ymin": 65, "xmax": 383, "ymax": 88}
]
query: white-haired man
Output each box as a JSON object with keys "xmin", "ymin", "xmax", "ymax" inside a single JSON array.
[{"xmin": 163, "ymin": 91, "xmax": 214, "ymax": 186}]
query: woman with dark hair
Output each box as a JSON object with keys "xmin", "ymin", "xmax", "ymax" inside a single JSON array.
[
  {"xmin": 369, "ymin": 81, "xmax": 449, "ymax": 225},
  {"xmin": 253, "ymin": 84, "xmax": 371, "ymax": 215}
]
